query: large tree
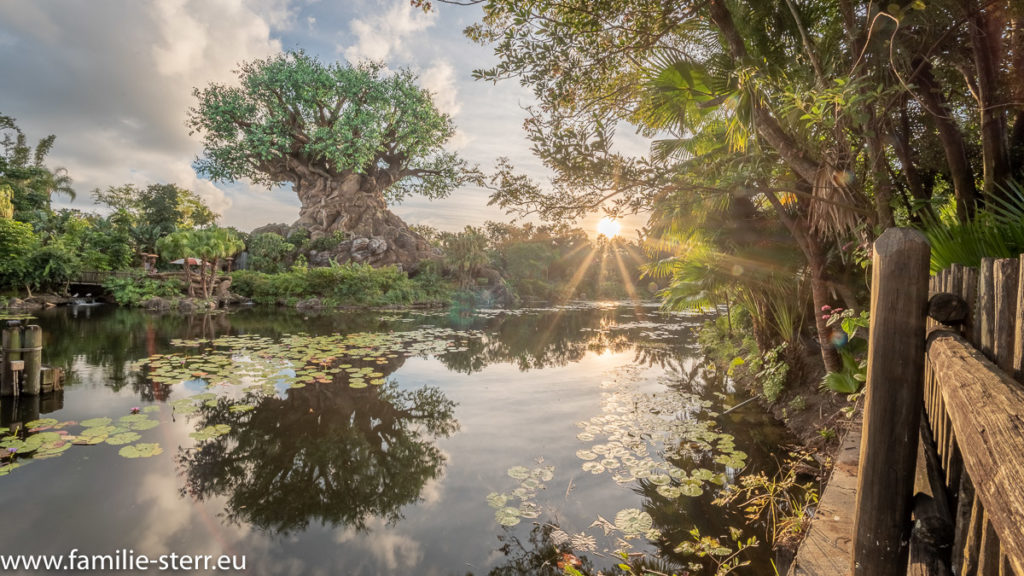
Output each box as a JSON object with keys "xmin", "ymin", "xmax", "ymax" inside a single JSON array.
[{"xmin": 188, "ymin": 52, "xmax": 474, "ymax": 269}]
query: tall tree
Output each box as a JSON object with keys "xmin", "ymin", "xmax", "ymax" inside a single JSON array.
[
  {"xmin": 0, "ymin": 115, "xmax": 75, "ymax": 224},
  {"xmin": 93, "ymin": 183, "xmax": 217, "ymax": 253},
  {"xmin": 187, "ymin": 52, "xmax": 475, "ymax": 269}
]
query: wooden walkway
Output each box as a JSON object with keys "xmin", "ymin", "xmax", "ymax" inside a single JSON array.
[
  {"xmin": 789, "ymin": 421, "xmax": 860, "ymax": 575},
  {"xmin": 789, "ymin": 229, "xmax": 1024, "ymax": 575}
]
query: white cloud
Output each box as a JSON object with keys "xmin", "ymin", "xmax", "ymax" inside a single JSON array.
[
  {"xmin": 341, "ymin": 1, "xmax": 437, "ymax": 64},
  {"xmin": 419, "ymin": 59, "xmax": 460, "ymax": 116},
  {"xmin": 0, "ymin": 0, "xmax": 288, "ymax": 229}
]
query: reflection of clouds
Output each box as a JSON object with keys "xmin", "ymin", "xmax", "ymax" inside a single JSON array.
[
  {"xmin": 335, "ymin": 518, "xmax": 423, "ymax": 573},
  {"xmin": 418, "ymin": 449, "xmax": 449, "ymax": 508}
]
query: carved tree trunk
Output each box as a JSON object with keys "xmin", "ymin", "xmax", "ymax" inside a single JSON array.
[{"xmin": 291, "ymin": 171, "xmax": 435, "ymax": 270}]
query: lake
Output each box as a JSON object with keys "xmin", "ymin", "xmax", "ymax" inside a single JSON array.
[{"xmin": 0, "ymin": 303, "xmax": 790, "ymax": 575}]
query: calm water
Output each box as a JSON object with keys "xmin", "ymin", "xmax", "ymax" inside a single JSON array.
[{"xmin": 0, "ymin": 303, "xmax": 790, "ymax": 575}]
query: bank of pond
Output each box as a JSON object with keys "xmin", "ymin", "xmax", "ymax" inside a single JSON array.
[{"xmin": 0, "ymin": 303, "xmax": 798, "ymax": 575}]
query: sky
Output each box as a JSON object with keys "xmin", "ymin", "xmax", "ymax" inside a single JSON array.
[{"xmin": 0, "ymin": 0, "xmax": 646, "ymax": 237}]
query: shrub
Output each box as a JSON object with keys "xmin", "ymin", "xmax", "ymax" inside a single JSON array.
[
  {"xmin": 103, "ymin": 274, "xmax": 183, "ymax": 307},
  {"xmin": 230, "ymin": 262, "xmax": 450, "ymax": 306}
]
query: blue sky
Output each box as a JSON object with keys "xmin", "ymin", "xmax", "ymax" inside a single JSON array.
[{"xmin": 0, "ymin": 0, "xmax": 644, "ymax": 236}]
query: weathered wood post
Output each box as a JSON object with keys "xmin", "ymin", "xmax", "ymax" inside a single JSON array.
[
  {"xmin": 1, "ymin": 325, "xmax": 22, "ymax": 396},
  {"xmin": 21, "ymin": 325, "xmax": 42, "ymax": 395},
  {"xmin": 852, "ymin": 228, "xmax": 931, "ymax": 575}
]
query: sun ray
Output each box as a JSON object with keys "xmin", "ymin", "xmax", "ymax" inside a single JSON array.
[{"xmin": 611, "ymin": 245, "xmax": 640, "ymax": 302}]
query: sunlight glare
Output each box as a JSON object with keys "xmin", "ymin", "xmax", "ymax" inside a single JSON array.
[{"xmin": 597, "ymin": 217, "xmax": 621, "ymax": 238}]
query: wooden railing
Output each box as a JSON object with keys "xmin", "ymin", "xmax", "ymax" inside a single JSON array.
[
  {"xmin": 925, "ymin": 260, "xmax": 1024, "ymax": 575},
  {"xmin": 850, "ymin": 230, "xmax": 1024, "ymax": 576}
]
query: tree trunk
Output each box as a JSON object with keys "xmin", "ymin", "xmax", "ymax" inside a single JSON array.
[
  {"xmin": 912, "ymin": 58, "xmax": 978, "ymax": 220},
  {"xmin": 967, "ymin": 0, "xmax": 1011, "ymax": 199},
  {"xmin": 807, "ymin": 233, "xmax": 842, "ymax": 373},
  {"xmin": 292, "ymin": 172, "xmax": 435, "ymax": 270}
]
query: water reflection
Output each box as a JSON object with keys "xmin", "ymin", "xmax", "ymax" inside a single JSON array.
[{"xmin": 177, "ymin": 365, "xmax": 458, "ymax": 534}]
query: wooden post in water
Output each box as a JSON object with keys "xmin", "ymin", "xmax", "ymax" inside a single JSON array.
[
  {"xmin": 852, "ymin": 228, "xmax": 930, "ymax": 576},
  {"xmin": 1, "ymin": 326, "xmax": 22, "ymax": 396},
  {"xmin": 21, "ymin": 325, "xmax": 41, "ymax": 395}
]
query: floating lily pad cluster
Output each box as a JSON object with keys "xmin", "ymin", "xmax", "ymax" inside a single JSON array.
[
  {"xmin": 486, "ymin": 464, "xmax": 555, "ymax": 527},
  {"xmin": 0, "ymin": 410, "xmax": 165, "ymax": 475},
  {"xmin": 137, "ymin": 329, "xmax": 481, "ymax": 393},
  {"xmin": 573, "ymin": 369, "xmax": 745, "ymax": 500}
]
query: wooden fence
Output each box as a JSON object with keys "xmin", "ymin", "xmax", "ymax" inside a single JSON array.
[
  {"xmin": 850, "ymin": 228, "xmax": 1024, "ymax": 575},
  {"xmin": 923, "ymin": 259, "xmax": 1024, "ymax": 576}
]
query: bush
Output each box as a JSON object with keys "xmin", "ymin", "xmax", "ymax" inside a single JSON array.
[
  {"xmin": 230, "ymin": 262, "xmax": 451, "ymax": 306},
  {"xmin": 246, "ymin": 233, "xmax": 295, "ymax": 273},
  {"xmin": 103, "ymin": 274, "xmax": 183, "ymax": 307}
]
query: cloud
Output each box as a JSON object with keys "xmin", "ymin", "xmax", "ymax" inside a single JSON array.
[
  {"xmin": 0, "ymin": 0, "xmax": 287, "ymax": 227},
  {"xmin": 419, "ymin": 59, "xmax": 460, "ymax": 116},
  {"xmin": 341, "ymin": 1, "xmax": 437, "ymax": 64}
]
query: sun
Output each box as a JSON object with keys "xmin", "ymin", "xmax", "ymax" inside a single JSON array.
[{"xmin": 597, "ymin": 217, "xmax": 621, "ymax": 238}]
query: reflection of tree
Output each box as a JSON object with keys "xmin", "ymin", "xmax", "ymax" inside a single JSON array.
[
  {"xmin": 438, "ymin": 308, "xmax": 696, "ymax": 373},
  {"xmin": 477, "ymin": 524, "xmax": 598, "ymax": 576},
  {"xmin": 176, "ymin": 360, "xmax": 458, "ymax": 534}
]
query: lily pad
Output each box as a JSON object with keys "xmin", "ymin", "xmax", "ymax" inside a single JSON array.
[
  {"xmin": 614, "ymin": 508, "xmax": 653, "ymax": 538},
  {"xmin": 80, "ymin": 417, "xmax": 113, "ymax": 428},
  {"xmin": 105, "ymin": 432, "xmax": 142, "ymax": 446},
  {"xmin": 495, "ymin": 507, "xmax": 521, "ymax": 526},
  {"xmin": 118, "ymin": 443, "xmax": 163, "ymax": 459}
]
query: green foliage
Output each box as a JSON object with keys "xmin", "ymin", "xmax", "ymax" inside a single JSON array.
[
  {"xmin": 919, "ymin": 182, "xmax": 1024, "ymax": 273},
  {"xmin": 0, "ymin": 115, "xmax": 75, "ymax": 225},
  {"xmin": 92, "ymin": 183, "xmax": 218, "ymax": 253},
  {"xmin": 188, "ymin": 51, "xmax": 472, "ymax": 203},
  {"xmin": 246, "ymin": 233, "xmax": 295, "ymax": 274},
  {"xmin": 0, "ymin": 184, "xmax": 12, "ymax": 219},
  {"xmin": 103, "ymin": 274, "xmax": 183, "ymax": 307},
  {"xmin": 230, "ymin": 263, "xmax": 449, "ymax": 307},
  {"xmin": 0, "ymin": 218, "xmax": 37, "ymax": 288},
  {"xmin": 441, "ymin": 226, "xmax": 490, "ymax": 286},
  {"xmin": 757, "ymin": 345, "xmax": 789, "ymax": 405},
  {"xmin": 714, "ymin": 452, "xmax": 820, "ymax": 552},
  {"xmin": 820, "ymin": 308, "xmax": 869, "ymax": 394}
]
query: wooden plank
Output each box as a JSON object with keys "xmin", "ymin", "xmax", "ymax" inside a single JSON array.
[
  {"xmin": 979, "ymin": 517, "xmax": 1001, "ymax": 575},
  {"xmin": 952, "ymin": 474, "xmax": 976, "ymax": 571},
  {"xmin": 993, "ymin": 258, "xmax": 1019, "ymax": 373},
  {"xmin": 963, "ymin": 494, "xmax": 984, "ymax": 575},
  {"xmin": 853, "ymin": 229, "xmax": 931, "ymax": 576},
  {"xmin": 908, "ymin": 419, "xmax": 954, "ymax": 576},
  {"xmin": 1015, "ymin": 254, "xmax": 1024, "ymax": 382},
  {"xmin": 964, "ymin": 267, "xmax": 980, "ymax": 346},
  {"xmin": 946, "ymin": 436, "xmax": 964, "ymax": 506},
  {"xmin": 980, "ymin": 257, "xmax": 996, "ymax": 359},
  {"xmin": 951, "ymin": 264, "xmax": 965, "ymax": 296},
  {"xmin": 929, "ymin": 331, "xmax": 1024, "ymax": 574}
]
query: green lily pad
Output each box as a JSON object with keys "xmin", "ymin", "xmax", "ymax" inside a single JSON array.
[
  {"xmin": 26, "ymin": 418, "xmax": 59, "ymax": 429},
  {"xmin": 190, "ymin": 424, "xmax": 231, "ymax": 441},
  {"xmin": 496, "ymin": 507, "xmax": 521, "ymax": 526},
  {"xmin": 0, "ymin": 462, "xmax": 22, "ymax": 475},
  {"xmin": 507, "ymin": 466, "xmax": 531, "ymax": 480},
  {"xmin": 118, "ymin": 443, "xmax": 163, "ymax": 459},
  {"xmin": 614, "ymin": 508, "xmax": 653, "ymax": 538},
  {"xmin": 80, "ymin": 417, "xmax": 112, "ymax": 428},
  {"xmin": 486, "ymin": 492, "xmax": 509, "ymax": 509},
  {"xmin": 105, "ymin": 432, "xmax": 142, "ymax": 446}
]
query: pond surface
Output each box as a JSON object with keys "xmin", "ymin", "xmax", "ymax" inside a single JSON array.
[{"xmin": 0, "ymin": 303, "xmax": 790, "ymax": 575}]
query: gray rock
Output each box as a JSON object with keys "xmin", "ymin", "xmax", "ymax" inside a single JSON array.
[
  {"xmin": 368, "ymin": 237, "xmax": 387, "ymax": 255},
  {"xmin": 143, "ymin": 297, "xmax": 171, "ymax": 311}
]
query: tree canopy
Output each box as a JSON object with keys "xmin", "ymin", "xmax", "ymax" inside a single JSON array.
[{"xmin": 187, "ymin": 51, "xmax": 470, "ymax": 204}]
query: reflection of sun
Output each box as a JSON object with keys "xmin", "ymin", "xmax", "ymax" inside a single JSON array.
[{"xmin": 597, "ymin": 217, "xmax": 621, "ymax": 238}]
